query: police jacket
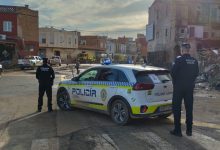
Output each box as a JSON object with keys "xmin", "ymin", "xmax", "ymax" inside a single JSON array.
[
  {"xmin": 171, "ymin": 54, "xmax": 199, "ymax": 89},
  {"xmin": 36, "ymin": 64, "xmax": 55, "ymax": 86}
]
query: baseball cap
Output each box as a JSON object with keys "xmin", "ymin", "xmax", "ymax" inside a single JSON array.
[{"xmin": 181, "ymin": 43, "xmax": 191, "ymax": 49}]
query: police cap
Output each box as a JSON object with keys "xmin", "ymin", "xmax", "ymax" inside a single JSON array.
[
  {"xmin": 181, "ymin": 43, "xmax": 191, "ymax": 49},
  {"xmin": 43, "ymin": 58, "xmax": 48, "ymax": 63}
]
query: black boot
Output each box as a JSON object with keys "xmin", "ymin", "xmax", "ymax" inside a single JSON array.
[
  {"xmin": 170, "ymin": 129, "xmax": 182, "ymax": 137},
  {"xmin": 186, "ymin": 125, "xmax": 192, "ymax": 136},
  {"xmin": 186, "ymin": 127, "xmax": 192, "ymax": 136},
  {"xmin": 37, "ymin": 106, "xmax": 42, "ymax": 112}
]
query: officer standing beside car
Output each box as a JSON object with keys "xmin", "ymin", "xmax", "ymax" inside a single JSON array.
[
  {"xmin": 170, "ymin": 43, "xmax": 199, "ymax": 137},
  {"xmin": 36, "ymin": 58, "xmax": 55, "ymax": 112}
]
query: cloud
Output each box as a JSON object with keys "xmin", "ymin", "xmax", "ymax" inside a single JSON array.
[{"xmin": 13, "ymin": 0, "xmax": 154, "ymax": 38}]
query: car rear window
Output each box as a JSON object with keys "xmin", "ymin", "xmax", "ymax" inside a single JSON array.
[{"xmin": 133, "ymin": 70, "xmax": 171, "ymax": 84}]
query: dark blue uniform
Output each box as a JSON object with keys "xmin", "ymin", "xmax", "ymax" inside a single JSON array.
[
  {"xmin": 36, "ymin": 63, "xmax": 55, "ymax": 111},
  {"xmin": 171, "ymin": 54, "xmax": 199, "ymax": 135}
]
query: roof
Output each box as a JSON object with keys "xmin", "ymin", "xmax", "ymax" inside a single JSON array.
[{"xmin": 94, "ymin": 64, "xmax": 167, "ymax": 71}]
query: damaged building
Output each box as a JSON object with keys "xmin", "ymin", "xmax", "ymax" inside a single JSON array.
[{"xmin": 146, "ymin": 0, "xmax": 220, "ymax": 68}]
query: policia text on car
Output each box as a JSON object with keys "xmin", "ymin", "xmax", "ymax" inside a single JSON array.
[
  {"xmin": 36, "ymin": 58, "xmax": 55, "ymax": 112},
  {"xmin": 170, "ymin": 43, "xmax": 199, "ymax": 137}
]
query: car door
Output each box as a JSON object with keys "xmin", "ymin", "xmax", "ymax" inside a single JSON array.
[
  {"xmin": 94, "ymin": 68, "xmax": 124, "ymax": 107},
  {"xmin": 70, "ymin": 68, "xmax": 99, "ymax": 106}
]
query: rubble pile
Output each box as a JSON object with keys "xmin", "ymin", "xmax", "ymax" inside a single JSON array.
[{"xmin": 197, "ymin": 49, "xmax": 220, "ymax": 90}]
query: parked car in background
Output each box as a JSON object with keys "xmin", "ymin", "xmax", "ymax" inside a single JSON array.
[
  {"xmin": 18, "ymin": 56, "xmax": 43, "ymax": 70},
  {"xmin": 49, "ymin": 56, "xmax": 61, "ymax": 66}
]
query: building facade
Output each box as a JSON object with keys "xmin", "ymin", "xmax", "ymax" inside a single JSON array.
[
  {"xmin": 136, "ymin": 34, "xmax": 148, "ymax": 58},
  {"xmin": 0, "ymin": 5, "xmax": 38, "ymax": 66},
  {"xmin": 78, "ymin": 35, "xmax": 107, "ymax": 63},
  {"xmin": 39, "ymin": 27, "xmax": 79, "ymax": 63},
  {"xmin": 106, "ymin": 38, "xmax": 117, "ymax": 60},
  {"xmin": 147, "ymin": 0, "xmax": 220, "ymax": 67}
]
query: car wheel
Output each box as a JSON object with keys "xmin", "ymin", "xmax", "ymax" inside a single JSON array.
[
  {"xmin": 57, "ymin": 88, "xmax": 72, "ymax": 111},
  {"xmin": 158, "ymin": 113, "xmax": 172, "ymax": 118},
  {"xmin": 110, "ymin": 100, "xmax": 130, "ymax": 125},
  {"xmin": 59, "ymin": 63, "xmax": 61, "ymax": 66}
]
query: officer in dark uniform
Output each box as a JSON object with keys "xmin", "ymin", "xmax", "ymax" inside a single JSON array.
[
  {"xmin": 36, "ymin": 58, "xmax": 55, "ymax": 112},
  {"xmin": 170, "ymin": 43, "xmax": 199, "ymax": 137}
]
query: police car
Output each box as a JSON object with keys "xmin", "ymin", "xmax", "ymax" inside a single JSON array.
[{"xmin": 57, "ymin": 64, "xmax": 173, "ymax": 125}]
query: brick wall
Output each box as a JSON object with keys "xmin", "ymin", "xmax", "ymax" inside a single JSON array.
[
  {"xmin": 16, "ymin": 7, "xmax": 38, "ymax": 42},
  {"xmin": 0, "ymin": 13, "xmax": 17, "ymax": 37}
]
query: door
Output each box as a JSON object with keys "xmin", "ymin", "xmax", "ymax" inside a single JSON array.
[
  {"xmin": 70, "ymin": 68, "xmax": 99, "ymax": 106},
  {"xmin": 94, "ymin": 68, "xmax": 128, "ymax": 106}
]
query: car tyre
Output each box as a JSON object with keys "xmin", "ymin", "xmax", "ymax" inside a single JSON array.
[
  {"xmin": 57, "ymin": 88, "xmax": 73, "ymax": 111},
  {"xmin": 110, "ymin": 100, "xmax": 130, "ymax": 125}
]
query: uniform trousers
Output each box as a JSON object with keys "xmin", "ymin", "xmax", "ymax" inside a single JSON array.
[
  {"xmin": 38, "ymin": 84, "xmax": 52, "ymax": 110},
  {"xmin": 172, "ymin": 86, "xmax": 194, "ymax": 132}
]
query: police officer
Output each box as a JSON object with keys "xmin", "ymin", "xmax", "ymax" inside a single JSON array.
[
  {"xmin": 170, "ymin": 43, "xmax": 199, "ymax": 137},
  {"xmin": 36, "ymin": 58, "xmax": 55, "ymax": 112},
  {"xmin": 75, "ymin": 60, "xmax": 80, "ymax": 74}
]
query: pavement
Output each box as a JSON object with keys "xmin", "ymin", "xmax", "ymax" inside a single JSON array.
[{"xmin": 0, "ymin": 66, "xmax": 220, "ymax": 150}]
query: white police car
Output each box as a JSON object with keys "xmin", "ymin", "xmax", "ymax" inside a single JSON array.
[{"xmin": 57, "ymin": 64, "xmax": 173, "ymax": 125}]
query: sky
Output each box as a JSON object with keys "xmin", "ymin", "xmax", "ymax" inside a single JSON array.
[{"xmin": 0, "ymin": 0, "xmax": 154, "ymax": 38}]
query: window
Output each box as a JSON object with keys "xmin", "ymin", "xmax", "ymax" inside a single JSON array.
[
  {"xmin": 60, "ymin": 36, "xmax": 64, "ymax": 43},
  {"xmin": 180, "ymin": 29, "xmax": 185, "ymax": 34},
  {"xmin": 98, "ymin": 69, "xmax": 128, "ymax": 82},
  {"xmin": 211, "ymin": 32, "xmax": 215, "ymax": 38},
  {"xmin": 118, "ymin": 70, "xmax": 128, "ymax": 82},
  {"xmin": 40, "ymin": 33, "xmax": 46, "ymax": 44},
  {"xmin": 156, "ymin": 32, "xmax": 159, "ymax": 39},
  {"xmin": 68, "ymin": 37, "xmax": 71, "ymax": 44},
  {"xmin": 165, "ymin": 29, "xmax": 168, "ymax": 37},
  {"xmin": 79, "ymin": 69, "xmax": 98, "ymax": 81},
  {"xmin": 50, "ymin": 32, "xmax": 54, "ymax": 44},
  {"xmin": 204, "ymin": 32, "xmax": 209, "ymax": 38},
  {"xmin": 54, "ymin": 51, "xmax": 60, "ymax": 56},
  {"xmin": 134, "ymin": 70, "xmax": 171, "ymax": 84},
  {"xmin": 42, "ymin": 38, "xmax": 46, "ymax": 44},
  {"xmin": 189, "ymin": 27, "xmax": 195, "ymax": 38},
  {"xmin": 3, "ymin": 21, "xmax": 12, "ymax": 32}
]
